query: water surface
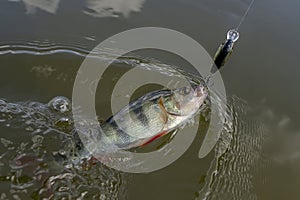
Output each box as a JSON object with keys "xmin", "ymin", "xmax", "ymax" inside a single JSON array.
[{"xmin": 1, "ymin": 0, "xmax": 300, "ymax": 199}]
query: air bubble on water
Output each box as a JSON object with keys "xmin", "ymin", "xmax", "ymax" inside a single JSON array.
[
  {"xmin": 58, "ymin": 186, "xmax": 69, "ymax": 192},
  {"xmin": 100, "ymin": 194, "xmax": 106, "ymax": 200},
  {"xmin": 65, "ymin": 164, "xmax": 72, "ymax": 169},
  {"xmin": 58, "ymin": 149, "xmax": 67, "ymax": 156},
  {"xmin": 48, "ymin": 96, "xmax": 71, "ymax": 113},
  {"xmin": 12, "ymin": 194, "xmax": 21, "ymax": 200},
  {"xmin": 31, "ymin": 135, "xmax": 44, "ymax": 145},
  {"xmin": 55, "ymin": 117, "xmax": 72, "ymax": 125},
  {"xmin": 25, "ymin": 126, "xmax": 34, "ymax": 132},
  {"xmin": 54, "ymin": 117, "xmax": 73, "ymax": 132},
  {"xmin": 31, "ymin": 128, "xmax": 42, "ymax": 134}
]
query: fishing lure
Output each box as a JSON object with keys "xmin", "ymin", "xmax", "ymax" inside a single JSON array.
[
  {"xmin": 211, "ymin": 0, "xmax": 255, "ymax": 73},
  {"xmin": 212, "ymin": 29, "xmax": 240, "ymax": 73}
]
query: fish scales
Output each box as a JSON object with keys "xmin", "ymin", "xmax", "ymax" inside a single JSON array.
[{"xmin": 100, "ymin": 85, "xmax": 208, "ymax": 150}]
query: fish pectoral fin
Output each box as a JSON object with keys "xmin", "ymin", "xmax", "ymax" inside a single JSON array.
[{"xmin": 158, "ymin": 97, "xmax": 168, "ymax": 123}]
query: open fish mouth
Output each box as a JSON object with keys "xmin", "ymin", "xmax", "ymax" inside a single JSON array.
[{"xmin": 195, "ymin": 85, "xmax": 208, "ymax": 98}]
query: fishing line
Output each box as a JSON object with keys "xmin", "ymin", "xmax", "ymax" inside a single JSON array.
[
  {"xmin": 204, "ymin": 0, "xmax": 256, "ymax": 92},
  {"xmin": 206, "ymin": 0, "xmax": 256, "ymax": 81},
  {"xmin": 236, "ymin": 0, "xmax": 256, "ymax": 30}
]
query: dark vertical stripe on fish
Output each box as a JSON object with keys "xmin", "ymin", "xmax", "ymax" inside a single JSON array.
[{"xmin": 130, "ymin": 101, "xmax": 149, "ymax": 126}]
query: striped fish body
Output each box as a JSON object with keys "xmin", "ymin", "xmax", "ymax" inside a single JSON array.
[{"xmin": 101, "ymin": 85, "xmax": 208, "ymax": 150}]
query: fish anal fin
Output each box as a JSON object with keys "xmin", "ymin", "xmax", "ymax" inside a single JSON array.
[{"xmin": 141, "ymin": 130, "xmax": 169, "ymax": 146}]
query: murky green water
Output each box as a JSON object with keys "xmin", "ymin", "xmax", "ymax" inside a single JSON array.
[{"xmin": 1, "ymin": 0, "xmax": 300, "ymax": 199}]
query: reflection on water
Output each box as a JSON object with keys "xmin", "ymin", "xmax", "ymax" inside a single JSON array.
[
  {"xmin": 10, "ymin": 0, "xmax": 145, "ymax": 17},
  {"xmin": 11, "ymin": 0, "xmax": 60, "ymax": 14},
  {"xmin": 84, "ymin": 0, "xmax": 145, "ymax": 18}
]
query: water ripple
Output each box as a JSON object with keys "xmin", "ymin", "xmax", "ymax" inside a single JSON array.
[
  {"xmin": 196, "ymin": 96, "xmax": 268, "ymax": 200},
  {"xmin": 0, "ymin": 43, "xmax": 223, "ymax": 199}
]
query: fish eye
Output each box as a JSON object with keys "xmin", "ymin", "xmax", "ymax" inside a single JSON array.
[{"xmin": 180, "ymin": 86, "xmax": 191, "ymax": 95}]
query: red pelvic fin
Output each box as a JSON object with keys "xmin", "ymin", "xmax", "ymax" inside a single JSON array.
[{"xmin": 141, "ymin": 130, "xmax": 168, "ymax": 146}]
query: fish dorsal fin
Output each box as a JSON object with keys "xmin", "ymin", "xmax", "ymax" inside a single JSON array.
[{"xmin": 158, "ymin": 97, "xmax": 168, "ymax": 124}]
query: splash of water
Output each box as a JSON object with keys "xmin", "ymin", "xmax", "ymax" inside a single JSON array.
[
  {"xmin": 0, "ymin": 96, "xmax": 124, "ymax": 199},
  {"xmin": 0, "ymin": 43, "xmax": 230, "ymax": 199}
]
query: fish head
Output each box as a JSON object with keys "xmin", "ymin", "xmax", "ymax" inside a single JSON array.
[{"xmin": 163, "ymin": 85, "xmax": 208, "ymax": 116}]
